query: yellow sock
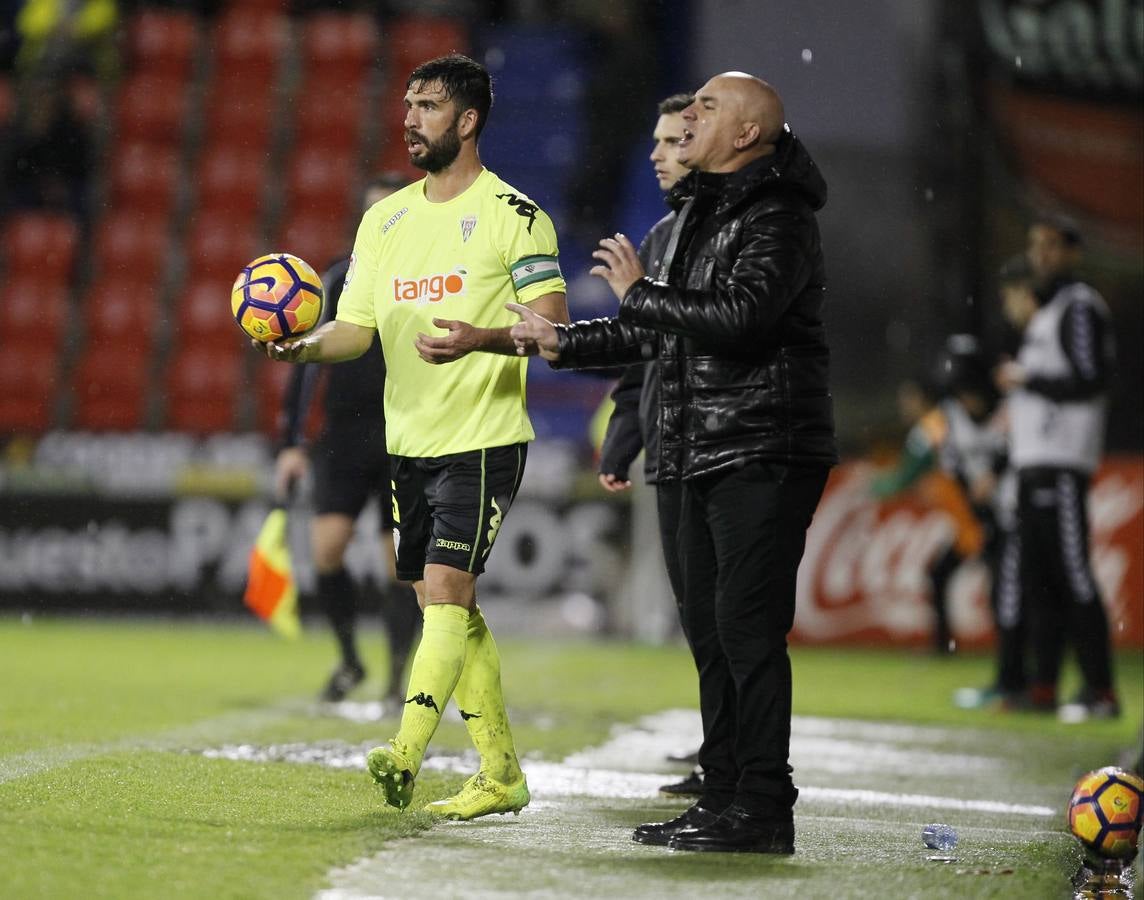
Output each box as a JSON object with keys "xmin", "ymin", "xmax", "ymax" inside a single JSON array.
[
  {"xmin": 392, "ymin": 603, "xmax": 469, "ymax": 774},
  {"xmin": 451, "ymin": 606, "xmax": 522, "ymax": 783}
]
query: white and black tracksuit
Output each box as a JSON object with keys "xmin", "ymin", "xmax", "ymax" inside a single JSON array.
[{"xmin": 1010, "ymin": 277, "xmax": 1115, "ymax": 697}]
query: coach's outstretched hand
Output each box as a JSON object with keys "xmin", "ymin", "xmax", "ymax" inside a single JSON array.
[{"xmin": 507, "ymin": 302, "xmax": 560, "ymax": 361}]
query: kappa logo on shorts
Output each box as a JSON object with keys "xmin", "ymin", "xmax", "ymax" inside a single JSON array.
[
  {"xmin": 435, "ymin": 537, "xmax": 472, "ymax": 552},
  {"xmin": 482, "ymin": 497, "xmax": 504, "ymax": 558}
]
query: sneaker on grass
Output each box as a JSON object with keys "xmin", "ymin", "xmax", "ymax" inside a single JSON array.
[
  {"xmin": 367, "ymin": 744, "xmax": 416, "ymax": 810},
  {"xmin": 424, "ymin": 771, "xmax": 530, "ymax": 821}
]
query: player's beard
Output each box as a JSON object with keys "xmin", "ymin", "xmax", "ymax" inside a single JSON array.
[{"xmin": 408, "ymin": 118, "xmax": 462, "ymax": 173}]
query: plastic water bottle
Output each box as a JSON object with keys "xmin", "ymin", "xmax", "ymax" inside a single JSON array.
[{"xmin": 922, "ymin": 824, "xmax": 958, "ymax": 851}]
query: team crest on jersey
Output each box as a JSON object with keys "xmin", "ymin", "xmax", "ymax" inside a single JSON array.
[
  {"xmin": 382, "ymin": 206, "xmax": 409, "ymax": 235},
  {"xmin": 343, "ymin": 253, "xmax": 356, "ymax": 289},
  {"xmin": 460, "ymin": 214, "xmax": 477, "ymax": 243},
  {"xmin": 393, "ymin": 267, "xmax": 468, "ymax": 304}
]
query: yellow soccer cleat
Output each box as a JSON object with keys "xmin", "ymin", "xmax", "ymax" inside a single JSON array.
[
  {"xmin": 424, "ymin": 771, "xmax": 530, "ymax": 821},
  {"xmin": 366, "ymin": 744, "xmax": 415, "ymax": 810}
]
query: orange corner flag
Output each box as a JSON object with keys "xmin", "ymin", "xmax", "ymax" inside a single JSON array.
[{"xmin": 244, "ymin": 508, "xmax": 301, "ymax": 639}]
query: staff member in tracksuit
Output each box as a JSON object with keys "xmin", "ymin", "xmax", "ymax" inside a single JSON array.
[{"xmin": 994, "ymin": 216, "xmax": 1120, "ymax": 722}]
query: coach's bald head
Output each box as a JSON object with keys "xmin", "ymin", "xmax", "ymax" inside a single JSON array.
[{"xmin": 677, "ymin": 72, "xmax": 786, "ymax": 173}]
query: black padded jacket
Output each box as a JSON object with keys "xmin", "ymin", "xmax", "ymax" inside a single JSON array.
[{"xmin": 557, "ymin": 128, "xmax": 837, "ymax": 481}]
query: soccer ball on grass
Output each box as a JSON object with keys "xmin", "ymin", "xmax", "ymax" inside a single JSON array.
[
  {"xmin": 232, "ymin": 252, "xmax": 323, "ymax": 342},
  {"xmin": 1067, "ymin": 766, "xmax": 1144, "ymax": 861}
]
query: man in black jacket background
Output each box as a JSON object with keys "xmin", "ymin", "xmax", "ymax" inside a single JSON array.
[
  {"xmin": 598, "ymin": 91, "xmax": 693, "ymax": 494},
  {"xmin": 510, "ymin": 72, "xmax": 836, "ymax": 854}
]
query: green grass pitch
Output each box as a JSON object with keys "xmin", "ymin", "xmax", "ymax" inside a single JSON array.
[{"xmin": 0, "ymin": 616, "xmax": 1139, "ymax": 899}]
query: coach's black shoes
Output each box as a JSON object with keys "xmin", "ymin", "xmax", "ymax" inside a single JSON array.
[
  {"xmin": 319, "ymin": 662, "xmax": 366, "ymax": 702},
  {"xmin": 668, "ymin": 805, "xmax": 795, "ymax": 854},
  {"xmin": 632, "ymin": 804, "xmax": 721, "ymax": 846}
]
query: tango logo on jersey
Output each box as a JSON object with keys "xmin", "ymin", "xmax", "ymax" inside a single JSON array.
[{"xmin": 393, "ymin": 268, "xmax": 467, "ymax": 305}]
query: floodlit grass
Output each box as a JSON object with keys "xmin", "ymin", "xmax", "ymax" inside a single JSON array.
[{"xmin": 0, "ymin": 616, "xmax": 1140, "ymax": 899}]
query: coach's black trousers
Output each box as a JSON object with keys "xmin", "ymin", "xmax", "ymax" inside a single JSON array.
[
  {"xmin": 659, "ymin": 461, "xmax": 828, "ymax": 819},
  {"xmin": 1018, "ymin": 467, "xmax": 1114, "ymax": 695}
]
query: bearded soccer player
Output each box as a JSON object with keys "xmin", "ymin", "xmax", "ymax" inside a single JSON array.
[{"xmin": 258, "ymin": 54, "xmax": 569, "ymax": 820}]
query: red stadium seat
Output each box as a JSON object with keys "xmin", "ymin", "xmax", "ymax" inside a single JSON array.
[
  {"xmin": 108, "ymin": 141, "xmax": 180, "ymax": 216},
  {"xmin": 197, "ymin": 145, "xmax": 267, "ymax": 217},
  {"xmin": 82, "ymin": 278, "xmax": 159, "ymax": 354},
  {"xmin": 213, "ymin": 10, "xmax": 289, "ymax": 81},
  {"xmin": 125, "ymin": 9, "xmax": 201, "ymax": 79},
  {"xmin": 385, "ymin": 16, "xmax": 469, "ymax": 74},
  {"xmin": 92, "ymin": 211, "xmax": 170, "ymax": 284},
  {"xmin": 301, "ymin": 12, "xmax": 379, "ymax": 79},
  {"xmin": 165, "ymin": 346, "xmax": 242, "ymax": 433},
  {"xmin": 183, "ymin": 214, "xmax": 261, "ymax": 283},
  {"xmin": 170, "ymin": 278, "xmax": 246, "ymax": 348},
  {"xmin": 276, "ymin": 214, "xmax": 349, "ymax": 274},
  {"xmin": 115, "ymin": 74, "xmax": 189, "ymax": 145},
  {"xmin": 1, "ymin": 212, "xmax": 79, "ymax": 281},
  {"xmin": 3, "ymin": 276, "xmax": 70, "ymax": 350},
  {"xmin": 285, "ymin": 147, "xmax": 354, "ymax": 220},
  {"xmin": 293, "ymin": 79, "xmax": 365, "ymax": 153},
  {"xmin": 204, "ymin": 79, "xmax": 277, "ymax": 154},
  {"xmin": 70, "ymin": 347, "xmax": 150, "ymax": 431},
  {"xmin": 0, "ymin": 344, "xmax": 59, "ymax": 433}
]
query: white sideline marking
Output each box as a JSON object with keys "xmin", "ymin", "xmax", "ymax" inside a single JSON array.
[{"xmin": 304, "ymin": 709, "xmax": 1055, "ymax": 898}]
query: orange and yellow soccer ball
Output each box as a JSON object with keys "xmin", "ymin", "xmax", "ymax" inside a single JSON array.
[
  {"xmin": 232, "ymin": 252, "xmax": 324, "ymax": 342},
  {"xmin": 1067, "ymin": 766, "xmax": 1144, "ymax": 861}
]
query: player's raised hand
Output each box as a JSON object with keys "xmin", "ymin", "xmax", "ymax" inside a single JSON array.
[
  {"xmin": 415, "ymin": 318, "xmax": 478, "ymax": 364},
  {"xmin": 506, "ymin": 302, "xmax": 560, "ymax": 361},
  {"xmin": 590, "ymin": 233, "xmax": 645, "ymax": 300}
]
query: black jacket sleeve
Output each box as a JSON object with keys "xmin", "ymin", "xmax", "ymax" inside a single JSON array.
[
  {"xmin": 598, "ymin": 362, "xmax": 645, "ymax": 478},
  {"xmin": 1025, "ymin": 301, "xmax": 1110, "ymax": 401},
  {"xmin": 553, "ymin": 317, "xmax": 658, "ymax": 369},
  {"xmin": 619, "ymin": 204, "xmax": 814, "ymax": 351}
]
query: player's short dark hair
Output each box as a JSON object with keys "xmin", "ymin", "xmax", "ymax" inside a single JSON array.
[
  {"xmin": 658, "ymin": 93, "xmax": 694, "ymax": 115},
  {"xmin": 407, "ymin": 54, "xmax": 493, "ymax": 139},
  {"xmin": 1032, "ymin": 212, "xmax": 1083, "ymax": 247},
  {"xmin": 998, "ymin": 254, "xmax": 1033, "ymax": 286}
]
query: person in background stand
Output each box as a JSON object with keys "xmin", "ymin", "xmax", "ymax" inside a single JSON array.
[
  {"xmin": 870, "ymin": 336, "xmax": 1009, "ymax": 660},
  {"xmin": 995, "ymin": 216, "xmax": 1120, "ymax": 723},
  {"xmin": 274, "ymin": 172, "xmax": 421, "ymax": 708},
  {"xmin": 597, "ymin": 91, "xmax": 703, "ymax": 799}
]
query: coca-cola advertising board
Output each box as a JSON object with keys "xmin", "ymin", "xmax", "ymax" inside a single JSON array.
[{"xmin": 795, "ymin": 457, "xmax": 1144, "ymax": 648}]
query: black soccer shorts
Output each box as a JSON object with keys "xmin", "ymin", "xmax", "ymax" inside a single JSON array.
[
  {"xmin": 390, "ymin": 442, "xmax": 527, "ymax": 582},
  {"xmin": 311, "ymin": 418, "xmax": 395, "ymax": 528}
]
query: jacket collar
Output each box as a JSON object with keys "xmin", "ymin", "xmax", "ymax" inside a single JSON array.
[{"xmin": 671, "ymin": 127, "xmax": 828, "ymax": 215}]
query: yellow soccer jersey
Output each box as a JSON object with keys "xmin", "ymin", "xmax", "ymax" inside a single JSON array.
[{"xmin": 336, "ymin": 168, "xmax": 566, "ymax": 457}]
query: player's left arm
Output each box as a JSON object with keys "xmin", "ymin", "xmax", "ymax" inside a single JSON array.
[{"xmin": 413, "ymin": 292, "xmax": 567, "ymax": 362}]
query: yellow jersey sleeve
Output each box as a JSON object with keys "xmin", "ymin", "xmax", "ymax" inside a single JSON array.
[
  {"xmin": 335, "ymin": 209, "xmax": 380, "ymax": 330},
  {"xmin": 496, "ymin": 197, "xmax": 566, "ymax": 304}
]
